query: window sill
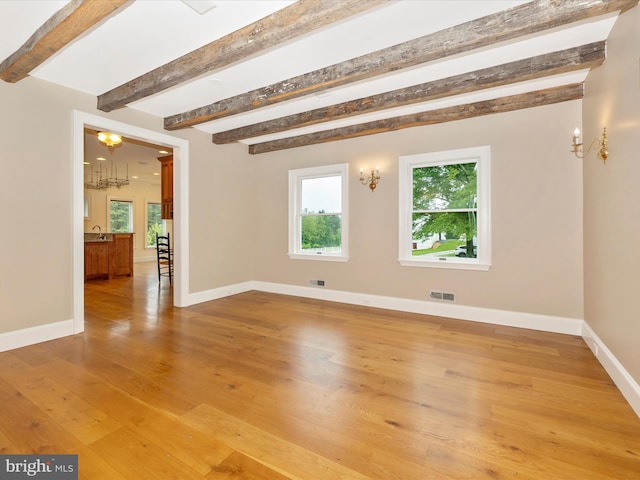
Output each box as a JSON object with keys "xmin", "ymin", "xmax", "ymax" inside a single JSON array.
[
  {"xmin": 398, "ymin": 258, "xmax": 490, "ymax": 271},
  {"xmin": 288, "ymin": 253, "xmax": 349, "ymax": 262}
]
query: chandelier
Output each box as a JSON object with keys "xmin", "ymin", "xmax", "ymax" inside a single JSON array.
[
  {"xmin": 97, "ymin": 131, "xmax": 122, "ymax": 150},
  {"xmin": 85, "ymin": 131, "xmax": 130, "ymax": 190}
]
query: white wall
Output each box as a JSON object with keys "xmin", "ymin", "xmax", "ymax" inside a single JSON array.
[
  {"xmin": 582, "ymin": 6, "xmax": 640, "ymax": 385},
  {"xmin": 251, "ymin": 101, "xmax": 584, "ymax": 321},
  {"xmin": 0, "ymin": 76, "xmax": 254, "ymax": 335},
  {"xmin": 0, "ymin": 37, "xmax": 590, "ymax": 346}
]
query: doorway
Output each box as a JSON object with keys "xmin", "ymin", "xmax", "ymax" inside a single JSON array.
[{"xmin": 72, "ymin": 110, "xmax": 190, "ymax": 334}]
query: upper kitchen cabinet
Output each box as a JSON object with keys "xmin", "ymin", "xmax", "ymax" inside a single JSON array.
[{"xmin": 158, "ymin": 155, "xmax": 173, "ymax": 219}]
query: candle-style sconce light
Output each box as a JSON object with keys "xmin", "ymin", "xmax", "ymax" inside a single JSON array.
[
  {"xmin": 571, "ymin": 126, "xmax": 609, "ymax": 164},
  {"xmin": 360, "ymin": 166, "xmax": 381, "ymax": 192}
]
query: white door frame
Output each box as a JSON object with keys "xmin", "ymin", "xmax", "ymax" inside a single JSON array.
[{"xmin": 72, "ymin": 110, "xmax": 190, "ymax": 333}]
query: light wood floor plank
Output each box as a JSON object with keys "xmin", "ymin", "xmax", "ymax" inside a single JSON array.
[
  {"xmin": 207, "ymin": 450, "xmax": 293, "ymax": 479},
  {"xmin": 183, "ymin": 403, "xmax": 374, "ymax": 480},
  {"xmin": 89, "ymin": 427, "xmax": 204, "ymax": 480},
  {"xmin": 37, "ymin": 359, "xmax": 237, "ymax": 476},
  {"xmin": 0, "ymin": 367, "xmax": 122, "ymax": 445},
  {"xmin": 0, "ymin": 262, "xmax": 637, "ymax": 479}
]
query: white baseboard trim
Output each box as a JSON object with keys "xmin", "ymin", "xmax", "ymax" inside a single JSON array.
[
  {"xmin": 184, "ymin": 281, "xmax": 254, "ymax": 306},
  {"xmin": 5, "ymin": 282, "xmax": 638, "ymax": 418},
  {"xmin": 249, "ymin": 281, "xmax": 583, "ymax": 335},
  {"xmin": 582, "ymin": 322, "xmax": 640, "ymax": 418},
  {"xmin": 193, "ymin": 281, "xmax": 640, "ymax": 416},
  {"xmin": 185, "ymin": 280, "xmax": 581, "ymax": 335},
  {"xmin": 0, "ymin": 319, "xmax": 75, "ymax": 353},
  {"xmin": 135, "ymin": 256, "xmax": 157, "ymax": 264}
]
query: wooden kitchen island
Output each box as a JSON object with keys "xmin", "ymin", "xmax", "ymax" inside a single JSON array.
[{"xmin": 84, "ymin": 233, "xmax": 134, "ymax": 281}]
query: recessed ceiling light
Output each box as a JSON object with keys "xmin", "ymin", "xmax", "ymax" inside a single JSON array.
[
  {"xmin": 158, "ymin": 150, "xmax": 169, "ymax": 155},
  {"xmin": 96, "ymin": 157, "xmax": 106, "ymax": 161},
  {"xmin": 181, "ymin": 0, "xmax": 217, "ymax": 15},
  {"xmin": 131, "ymin": 176, "xmax": 139, "ymax": 179},
  {"xmin": 83, "ymin": 161, "xmax": 90, "ymax": 165},
  {"xmin": 153, "ymin": 172, "xmax": 160, "ymax": 176}
]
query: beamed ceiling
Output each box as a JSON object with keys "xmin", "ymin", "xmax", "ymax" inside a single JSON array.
[{"xmin": 1, "ymin": 0, "xmax": 637, "ymax": 154}]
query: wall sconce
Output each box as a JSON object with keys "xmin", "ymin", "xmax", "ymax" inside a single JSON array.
[
  {"xmin": 571, "ymin": 126, "xmax": 608, "ymax": 164},
  {"xmin": 360, "ymin": 167, "xmax": 381, "ymax": 192}
]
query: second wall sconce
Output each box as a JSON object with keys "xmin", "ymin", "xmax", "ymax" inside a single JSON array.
[
  {"xmin": 360, "ymin": 167, "xmax": 381, "ymax": 192},
  {"xmin": 571, "ymin": 126, "xmax": 609, "ymax": 164}
]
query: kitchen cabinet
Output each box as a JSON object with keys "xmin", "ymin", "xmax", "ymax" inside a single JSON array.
[
  {"xmin": 84, "ymin": 241, "xmax": 110, "ymax": 280},
  {"xmin": 111, "ymin": 233, "xmax": 134, "ymax": 277},
  {"xmin": 158, "ymin": 155, "xmax": 173, "ymax": 219},
  {"xmin": 84, "ymin": 233, "xmax": 134, "ymax": 281}
]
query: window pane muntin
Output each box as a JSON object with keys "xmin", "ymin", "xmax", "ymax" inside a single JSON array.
[
  {"xmin": 411, "ymin": 212, "xmax": 477, "ymax": 258},
  {"xmin": 412, "ymin": 161, "xmax": 477, "ymax": 211},
  {"xmin": 288, "ymin": 164, "xmax": 348, "ymax": 260},
  {"xmin": 398, "ymin": 146, "xmax": 491, "ymax": 270},
  {"xmin": 109, "ymin": 199, "xmax": 133, "ymax": 233},
  {"xmin": 411, "ymin": 161, "xmax": 479, "ymax": 258},
  {"xmin": 146, "ymin": 202, "xmax": 161, "ymax": 247},
  {"xmin": 299, "ymin": 175, "xmax": 342, "ymax": 253},
  {"xmin": 300, "ymin": 214, "xmax": 342, "ymax": 253},
  {"xmin": 301, "ymin": 175, "xmax": 342, "ymax": 214}
]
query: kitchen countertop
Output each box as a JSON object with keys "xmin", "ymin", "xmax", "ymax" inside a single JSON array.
[
  {"xmin": 84, "ymin": 232, "xmax": 135, "ymax": 242},
  {"xmin": 84, "ymin": 233, "xmax": 113, "ymax": 242}
]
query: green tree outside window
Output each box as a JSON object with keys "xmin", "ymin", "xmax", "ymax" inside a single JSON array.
[
  {"xmin": 301, "ymin": 210, "xmax": 341, "ymax": 250},
  {"xmin": 147, "ymin": 203, "xmax": 162, "ymax": 247},
  {"xmin": 412, "ymin": 162, "xmax": 477, "ymax": 257},
  {"xmin": 110, "ymin": 200, "xmax": 133, "ymax": 233}
]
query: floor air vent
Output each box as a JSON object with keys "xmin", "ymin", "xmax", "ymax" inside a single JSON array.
[{"xmin": 430, "ymin": 290, "xmax": 455, "ymax": 302}]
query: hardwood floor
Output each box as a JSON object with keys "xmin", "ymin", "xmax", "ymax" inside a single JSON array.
[{"xmin": 1, "ymin": 262, "xmax": 639, "ymax": 479}]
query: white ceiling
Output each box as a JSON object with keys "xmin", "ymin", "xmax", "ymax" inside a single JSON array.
[
  {"xmin": 0, "ymin": 0, "xmax": 625, "ymax": 157},
  {"xmin": 83, "ymin": 130, "xmax": 170, "ymax": 186}
]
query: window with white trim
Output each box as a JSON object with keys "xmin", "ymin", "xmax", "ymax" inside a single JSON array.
[
  {"xmin": 288, "ymin": 164, "xmax": 348, "ymax": 261},
  {"xmin": 398, "ymin": 146, "xmax": 491, "ymax": 270},
  {"xmin": 109, "ymin": 198, "xmax": 134, "ymax": 233},
  {"xmin": 146, "ymin": 201, "xmax": 162, "ymax": 247}
]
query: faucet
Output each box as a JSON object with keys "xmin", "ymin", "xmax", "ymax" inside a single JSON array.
[{"xmin": 92, "ymin": 225, "xmax": 104, "ymax": 240}]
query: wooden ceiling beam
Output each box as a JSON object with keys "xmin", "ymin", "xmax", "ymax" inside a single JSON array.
[
  {"xmin": 247, "ymin": 83, "xmax": 584, "ymax": 155},
  {"xmin": 97, "ymin": 0, "xmax": 389, "ymax": 112},
  {"xmin": 164, "ymin": 0, "xmax": 636, "ymax": 131},
  {"xmin": 0, "ymin": 0, "xmax": 129, "ymax": 83},
  {"xmin": 211, "ymin": 42, "xmax": 605, "ymax": 144}
]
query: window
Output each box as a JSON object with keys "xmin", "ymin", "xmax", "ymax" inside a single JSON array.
[
  {"xmin": 288, "ymin": 164, "xmax": 348, "ymax": 261},
  {"xmin": 83, "ymin": 192, "xmax": 91, "ymax": 220},
  {"xmin": 146, "ymin": 202, "xmax": 162, "ymax": 247},
  {"xmin": 109, "ymin": 199, "xmax": 133, "ymax": 233},
  {"xmin": 398, "ymin": 146, "xmax": 491, "ymax": 270}
]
